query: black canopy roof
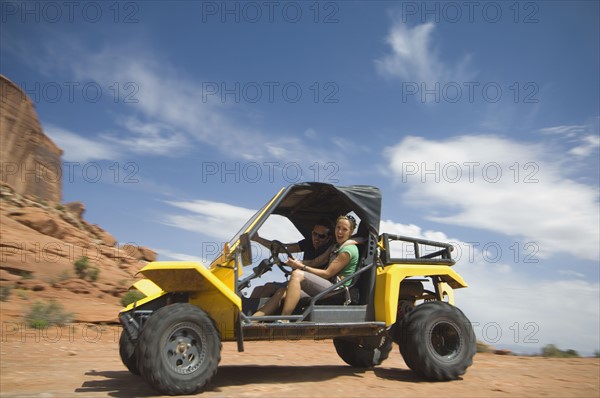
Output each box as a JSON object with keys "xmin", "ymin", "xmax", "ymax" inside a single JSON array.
[{"xmin": 269, "ymin": 182, "xmax": 382, "ymax": 238}]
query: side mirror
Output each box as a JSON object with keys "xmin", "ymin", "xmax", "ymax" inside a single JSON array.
[{"xmin": 239, "ymin": 233, "xmax": 253, "ymax": 266}]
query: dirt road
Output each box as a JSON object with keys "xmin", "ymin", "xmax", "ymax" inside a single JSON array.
[{"xmin": 1, "ymin": 323, "xmax": 598, "ymax": 398}]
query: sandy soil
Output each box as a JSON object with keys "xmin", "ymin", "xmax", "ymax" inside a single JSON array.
[{"xmin": 1, "ymin": 322, "xmax": 599, "ymax": 398}]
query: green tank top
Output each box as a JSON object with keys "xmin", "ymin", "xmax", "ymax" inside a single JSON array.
[{"xmin": 337, "ymin": 244, "xmax": 359, "ymax": 287}]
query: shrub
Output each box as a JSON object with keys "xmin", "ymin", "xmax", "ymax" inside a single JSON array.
[
  {"xmin": 74, "ymin": 257, "xmax": 100, "ymax": 281},
  {"xmin": 120, "ymin": 290, "xmax": 145, "ymax": 307},
  {"xmin": 20, "ymin": 271, "xmax": 33, "ymax": 280},
  {"xmin": 74, "ymin": 256, "xmax": 89, "ymax": 278},
  {"xmin": 88, "ymin": 266, "xmax": 100, "ymax": 282},
  {"xmin": 476, "ymin": 341, "xmax": 491, "ymax": 353},
  {"xmin": 26, "ymin": 300, "xmax": 73, "ymax": 329},
  {"xmin": 59, "ymin": 270, "xmax": 71, "ymax": 282},
  {"xmin": 541, "ymin": 344, "xmax": 580, "ymax": 358},
  {"xmin": 0, "ymin": 286, "xmax": 12, "ymax": 301}
]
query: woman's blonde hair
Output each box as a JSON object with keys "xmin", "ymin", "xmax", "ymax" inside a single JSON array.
[{"xmin": 336, "ymin": 214, "xmax": 357, "ymax": 232}]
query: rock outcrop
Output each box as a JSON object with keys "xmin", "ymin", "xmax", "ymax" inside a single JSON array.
[
  {"xmin": 0, "ymin": 75, "xmax": 62, "ymax": 203},
  {"xmin": 0, "ymin": 74, "xmax": 156, "ymax": 323},
  {"xmin": 0, "ymin": 183, "xmax": 156, "ymax": 308}
]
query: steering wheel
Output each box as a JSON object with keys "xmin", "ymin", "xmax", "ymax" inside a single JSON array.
[{"xmin": 269, "ymin": 240, "xmax": 295, "ymax": 276}]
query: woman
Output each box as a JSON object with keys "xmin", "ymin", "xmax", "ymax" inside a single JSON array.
[{"xmin": 253, "ymin": 214, "xmax": 359, "ymax": 317}]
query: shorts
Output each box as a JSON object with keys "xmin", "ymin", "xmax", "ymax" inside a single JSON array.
[{"xmin": 299, "ymin": 272, "xmax": 334, "ymax": 298}]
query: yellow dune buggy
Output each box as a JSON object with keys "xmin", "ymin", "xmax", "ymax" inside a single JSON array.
[{"xmin": 119, "ymin": 183, "xmax": 476, "ymax": 395}]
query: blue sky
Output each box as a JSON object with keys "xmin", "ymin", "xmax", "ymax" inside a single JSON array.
[{"xmin": 2, "ymin": 1, "xmax": 599, "ymax": 355}]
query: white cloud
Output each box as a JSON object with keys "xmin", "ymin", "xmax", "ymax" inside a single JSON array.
[
  {"xmin": 538, "ymin": 122, "xmax": 600, "ymax": 157},
  {"xmin": 458, "ymin": 258, "xmax": 599, "ymax": 355},
  {"xmin": 539, "ymin": 124, "xmax": 588, "ymax": 137},
  {"xmin": 569, "ymin": 135, "xmax": 599, "ymax": 157},
  {"xmin": 331, "ymin": 137, "xmax": 372, "ymax": 154},
  {"xmin": 102, "ymin": 116, "xmax": 190, "ymax": 156},
  {"xmin": 384, "ymin": 135, "xmax": 599, "ymax": 261},
  {"xmin": 259, "ymin": 214, "xmax": 304, "ymax": 244},
  {"xmin": 379, "ymin": 219, "xmax": 457, "ymax": 246},
  {"xmin": 375, "ymin": 21, "xmax": 472, "ymax": 84},
  {"xmin": 68, "ymin": 52, "xmax": 260, "ymax": 157},
  {"xmin": 558, "ymin": 269, "xmax": 585, "ymax": 278},
  {"xmin": 163, "ymin": 200, "xmax": 256, "ymax": 241},
  {"xmin": 155, "ymin": 248, "xmax": 204, "ymax": 263},
  {"xmin": 63, "ymin": 46, "xmax": 339, "ymax": 165},
  {"xmin": 162, "ymin": 199, "xmax": 303, "ymax": 244},
  {"xmin": 45, "ymin": 125, "xmax": 117, "ymax": 162},
  {"xmin": 46, "ymin": 118, "xmax": 189, "ymax": 161},
  {"xmin": 6, "ymin": 32, "xmax": 339, "ymax": 165},
  {"xmin": 304, "ymin": 128, "xmax": 317, "ymax": 139},
  {"xmin": 380, "ymin": 220, "xmax": 599, "ymax": 355}
]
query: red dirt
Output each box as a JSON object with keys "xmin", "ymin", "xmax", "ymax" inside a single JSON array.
[{"xmin": 1, "ymin": 320, "xmax": 598, "ymax": 398}]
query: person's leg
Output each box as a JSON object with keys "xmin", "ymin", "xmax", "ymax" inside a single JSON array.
[
  {"xmin": 253, "ymin": 287, "xmax": 286, "ymax": 316},
  {"xmin": 250, "ymin": 284, "xmax": 267, "ymax": 298},
  {"xmin": 300, "ymin": 272, "xmax": 334, "ymax": 296},
  {"xmin": 281, "ymin": 270, "xmax": 305, "ymax": 315},
  {"xmin": 250, "ymin": 282, "xmax": 287, "ymax": 298},
  {"xmin": 281, "ymin": 271, "xmax": 333, "ymax": 315}
]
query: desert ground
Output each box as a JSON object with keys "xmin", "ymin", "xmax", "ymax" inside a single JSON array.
[{"xmin": 1, "ymin": 320, "xmax": 598, "ymax": 398}]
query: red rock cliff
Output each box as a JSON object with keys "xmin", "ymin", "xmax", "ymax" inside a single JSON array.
[
  {"xmin": 0, "ymin": 74, "xmax": 155, "ymax": 323},
  {"xmin": 1, "ymin": 74, "xmax": 62, "ymax": 203}
]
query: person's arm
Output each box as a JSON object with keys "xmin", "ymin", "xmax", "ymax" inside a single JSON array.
[
  {"xmin": 251, "ymin": 233, "xmax": 271, "ymax": 248},
  {"xmin": 287, "ymin": 252, "xmax": 350, "ymax": 280},
  {"xmin": 302, "ymin": 244, "xmax": 334, "ymax": 268},
  {"xmin": 251, "ymin": 233, "xmax": 301, "ymax": 252},
  {"xmin": 303, "ymin": 238, "xmax": 362, "ymax": 268},
  {"xmin": 348, "ymin": 236, "xmax": 366, "ymax": 245}
]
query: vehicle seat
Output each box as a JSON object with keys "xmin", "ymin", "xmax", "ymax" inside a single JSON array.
[{"xmin": 306, "ymin": 221, "xmax": 372, "ymax": 306}]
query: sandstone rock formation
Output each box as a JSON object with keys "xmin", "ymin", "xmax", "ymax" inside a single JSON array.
[
  {"xmin": 0, "ymin": 75, "xmax": 62, "ymax": 203},
  {"xmin": 0, "ymin": 182, "xmax": 156, "ymax": 321},
  {"xmin": 0, "ymin": 74, "xmax": 156, "ymax": 323}
]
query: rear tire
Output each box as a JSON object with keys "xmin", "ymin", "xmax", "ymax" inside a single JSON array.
[
  {"xmin": 119, "ymin": 330, "xmax": 139, "ymax": 375},
  {"xmin": 136, "ymin": 303, "xmax": 221, "ymax": 395},
  {"xmin": 333, "ymin": 334, "xmax": 392, "ymax": 368},
  {"xmin": 399, "ymin": 301, "xmax": 476, "ymax": 380}
]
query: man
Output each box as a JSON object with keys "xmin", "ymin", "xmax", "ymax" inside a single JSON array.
[{"xmin": 249, "ymin": 219, "xmax": 333, "ymax": 298}]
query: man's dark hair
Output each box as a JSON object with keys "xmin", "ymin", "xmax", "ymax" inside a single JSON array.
[{"xmin": 315, "ymin": 218, "xmax": 334, "ymax": 236}]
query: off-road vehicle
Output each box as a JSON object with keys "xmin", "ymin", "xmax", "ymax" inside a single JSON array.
[{"xmin": 119, "ymin": 182, "xmax": 476, "ymax": 395}]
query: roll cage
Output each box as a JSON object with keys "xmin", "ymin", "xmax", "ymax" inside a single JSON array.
[{"xmin": 224, "ymin": 183, "xmax": 383, "ymax": 338}]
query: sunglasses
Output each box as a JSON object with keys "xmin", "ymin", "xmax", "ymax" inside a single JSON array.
[
  {"xmin": 312, "ymin": 231, "xmax": 328, "ymax": 239},
  {"xmin": 340, "ymin": 214, "xmax": 356, "ymax": 223}
]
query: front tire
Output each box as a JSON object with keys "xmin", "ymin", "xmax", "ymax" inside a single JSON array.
[
  {"xmin": 399, "ymin": 301, "xmax": 476, "ymax": 380},
  {"xmin": 136, "ymin": 303, "xmax": 221, "ymax": 395},
  {"xmin": 333, "ymin": 334, "xmax": 392, "ymax": 368},
  {"xmin": 119, "ymin": 330, "xmax": 139, "ymax": 375}
]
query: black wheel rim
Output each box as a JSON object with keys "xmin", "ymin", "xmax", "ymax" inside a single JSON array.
[
  {"xmin": 428, "ymin": 320, "xmax": 462, "ymax": 360},
  {"xmin": 163, "ymin": 322, "xmax": 207, "ymax": 375}
]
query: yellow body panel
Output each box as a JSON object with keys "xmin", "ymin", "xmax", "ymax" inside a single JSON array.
[
  {"xmin": 136, "ymin": 261, "xmax": 242, "ymax": 340},
  {"xmin": 120, "ymin": 289, "xmax": 169, "ymax": 312},
  {"xmin": 374, "ymin": 264, "xmax": 468, "ymax": 325},
  {"xmin": 131, "ymin": 279, "xmax": 162, "ymax": 297},
  {"xmin": 438, "ymin": 281, "xmax": 455, "ymax": 303},
  {"xmin": 139, "ymin": 262, "xmax": 241, "ymax": 306},
  {"xmin": 207, "ymin": 253, "xmax": 237, "ymax": 289}
]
